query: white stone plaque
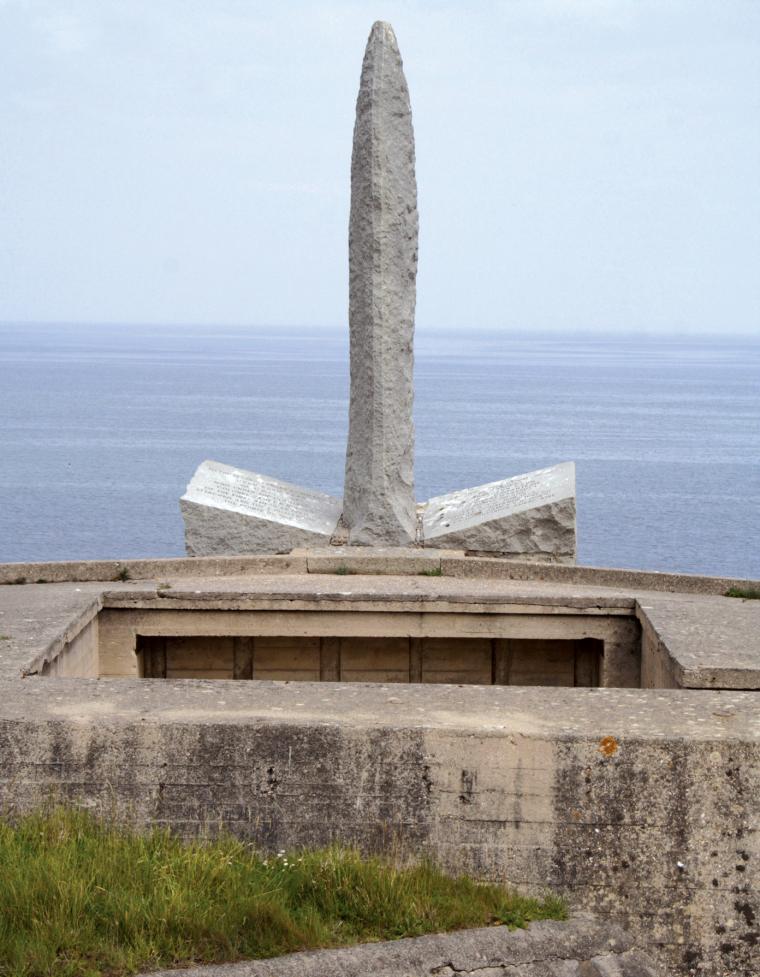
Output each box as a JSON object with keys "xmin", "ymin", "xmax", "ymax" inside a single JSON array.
[
  {"xmin": 183, "ymin": 461, "xmax": 341, "ymax": 534},
  {"xmin": 421, "ymin": 462, "xmax": 575, "ymax": 557},
  {"xmin": 181, "ymin": 461, "xmax": 343, "ymax": 556}
]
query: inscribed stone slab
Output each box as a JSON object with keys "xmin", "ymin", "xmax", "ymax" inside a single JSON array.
[
  {"xmin": 181, "ymin": 461, "xmax": 342, "ymax": 556},
  {"xmin": 420, "ymin": 462, "xmax": 576, "ymax": 562}
]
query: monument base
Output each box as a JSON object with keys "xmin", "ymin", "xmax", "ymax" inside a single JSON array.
[{"xmin": 181, "ymin": 461, "xmax": 576, "ymax": 563}]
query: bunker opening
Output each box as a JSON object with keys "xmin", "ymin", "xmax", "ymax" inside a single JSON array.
[
  {"xmin": 137, "ymin": 634, "xmax": 604, "ymax": 686},
  {"xmin": 36, "ymin": 605, "xmax": 643, "ymax": 689}
]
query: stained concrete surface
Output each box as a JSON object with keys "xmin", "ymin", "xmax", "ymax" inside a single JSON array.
[
  {"xmin": 637, "ymin": 596, "xmax": 760, "ymax": 689},
  {"xmin": 136, "ymin": 918, "xmax": 660, "ymax": 976}
]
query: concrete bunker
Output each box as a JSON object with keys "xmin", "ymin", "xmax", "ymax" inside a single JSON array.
[
  {"xmin": 28, "ymin": 565, "xmax": 759, "ymax": 694},
  {"xmin": 3, "ymin": 556, "xmax": 759, "ymax": 977},
  {"xmin": 38, "ymin": 600, "xmax": 641, "ymax": 688}
]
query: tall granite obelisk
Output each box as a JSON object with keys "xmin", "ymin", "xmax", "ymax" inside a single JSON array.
[
  {"xmin": 339, "ymin": 21, "xmax": 418, "ymax": 546},
  {"xmin": 179, "ymin": 20, "xmax": 576, "ymax": 564}
]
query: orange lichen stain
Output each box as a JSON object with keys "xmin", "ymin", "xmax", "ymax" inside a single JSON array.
[{"xmin": 599, "ymin": 736, "xmax": 619, "ymax": 757}]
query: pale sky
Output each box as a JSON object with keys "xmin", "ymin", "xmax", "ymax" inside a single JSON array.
[{"xmin": 1, "ymin": 0, "xmax": 759, "ymax": 334}]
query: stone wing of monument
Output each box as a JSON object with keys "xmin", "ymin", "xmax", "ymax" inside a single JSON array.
[
  {"xmin": 181, "ymin": 461, "xmax": 341, "ymax": 556},
  {"xmin": 418, "ymin": 462, "xmax": 576, "ymax": 562}
]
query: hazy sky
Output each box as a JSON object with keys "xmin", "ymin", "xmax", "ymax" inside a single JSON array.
[{"xmin": 1, "ymin": 1, "xmax": 759, "ymax": 333}]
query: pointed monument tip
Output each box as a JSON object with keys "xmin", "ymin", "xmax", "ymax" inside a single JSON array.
[{"xmin": 369, "ymin": 20, "xmax": 399, "ymax": 47}]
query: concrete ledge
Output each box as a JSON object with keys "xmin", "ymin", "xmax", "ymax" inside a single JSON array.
[
  {"xmin": 297, "ymin": 546, "xmax": 461, "ymax": 576},
  {"xmin": 1, "ymin": 551, "xmax": 758, "ymax": 596},
  {"xmin": 442, "ymin": 556, "xmax": 760, "ymax": 596},
  {"xmin": 638, "ymin": 598, "xmax": 760, "ymax": 689},
  {"xmin": 137, "ymin": 918, "xmax": 660, "ymax": 976},
  {"xmin": 0, "ymin": 555, "xmax": 307, "ymax": 585}
]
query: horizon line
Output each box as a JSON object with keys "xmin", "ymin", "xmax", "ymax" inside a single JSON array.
[{"xmin": 0, "ymin": 320, "xmax": 758, "ymax": 340}]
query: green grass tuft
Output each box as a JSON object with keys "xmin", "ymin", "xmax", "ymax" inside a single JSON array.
[
  {"xmin": 725, "ymin": 587, "xmax": 760, "ymax": 600},
  {"xmin": 334, "ymin": 565, "xmax": 354, "ymax": 575},
  {"xmin": 114, "ymin": 567, "xmax": 131, "ymax": 582},
  {"xmin": 419, "ymin": 566, "xmax": 443, "ymax": 577},
  {"xmin": 0, "ymin": 806, "xmax": 564, "ymax": 976}
]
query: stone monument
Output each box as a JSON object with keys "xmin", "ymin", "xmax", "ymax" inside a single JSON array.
[
  {"xmin": 339, "ymin": 21, "xmax": 417, "ymax": 547},
  {"xmin": 181, "ymin": 21, "xmax": 576, "ymax": 563}
]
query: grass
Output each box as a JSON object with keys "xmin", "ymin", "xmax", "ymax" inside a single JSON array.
[
  {"xmin": 0, "ymin": 806, "xmax": 564, "ymax": 977},
  {"xmin": 725, "ymin": 586, "xmax": 760, "ymax": 600},
  {"xmin": 334, "ymin": 565, "xmax": 354, "ymax": 575},
  {"xmin": 419, "ymin": 566, "xmax": 443, "ymax": 577},
  {"xmin": 114, "ymin": 567, "xmax": 131, "ymax": 582}
]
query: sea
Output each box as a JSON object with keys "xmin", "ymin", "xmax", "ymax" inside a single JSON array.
[{"xmin": 0, "ymin": 323, "xmax": 758, "ymax": 578}]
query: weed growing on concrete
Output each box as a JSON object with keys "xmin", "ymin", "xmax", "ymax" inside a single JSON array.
[
  {"xmin": 157, "ymin": 581, "xmax": 172, "ymax": 591},
  {"xmin": 0, "ymin": 635, "xmax": 9, "ymax": 641},
  {"xmin": 0, "ymin": 806, "xmax": 564, "ymax": 975},
  {"xmin": 114, "ymin": 567, "xmax": 131, "ymax": 582},
  {"xmin": 420, "ymin": 566, "xmax": 443, "ymax": 577},
  {"xmin": 335, "ymin": 565, "xmax": 354, "ymax": 575},
  {"xmin": 725, "ymin": 587, "xmax": 760, "ymax": 600}
]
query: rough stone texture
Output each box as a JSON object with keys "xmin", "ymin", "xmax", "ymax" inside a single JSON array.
[
  {"xmin": 579, "ymin": 952, "xmax": 660, "ymax": 976},
  {"xmin": 136, "ymin": 919, "xmax": 661, "ymax": 976},
  {"xmin": 425, "ymin": 499, "xmax": 575, "ymax": 563},
  {"xmin": 421, "ymin": 465, "xmax": 576, "ymax": 564},
  {"xmin": 181, "ymin": 461, "xmax": 341, "ymax": 555},
  {"xmin": 340, "ymin": 21, "xmax": 418, "ymax": 547}
]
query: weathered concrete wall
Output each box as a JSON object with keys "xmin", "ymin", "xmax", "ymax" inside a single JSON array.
[
  {"xmin": 639, "ymin": 610, "xmax": 678, "ymax": 689},
  {"xmin": 39, "ymin": 617, "xmax": 99, "ymax": 678},
  {"xmin": 0, "ymin": 680, "xmax": 755, "ymax": 977}
]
